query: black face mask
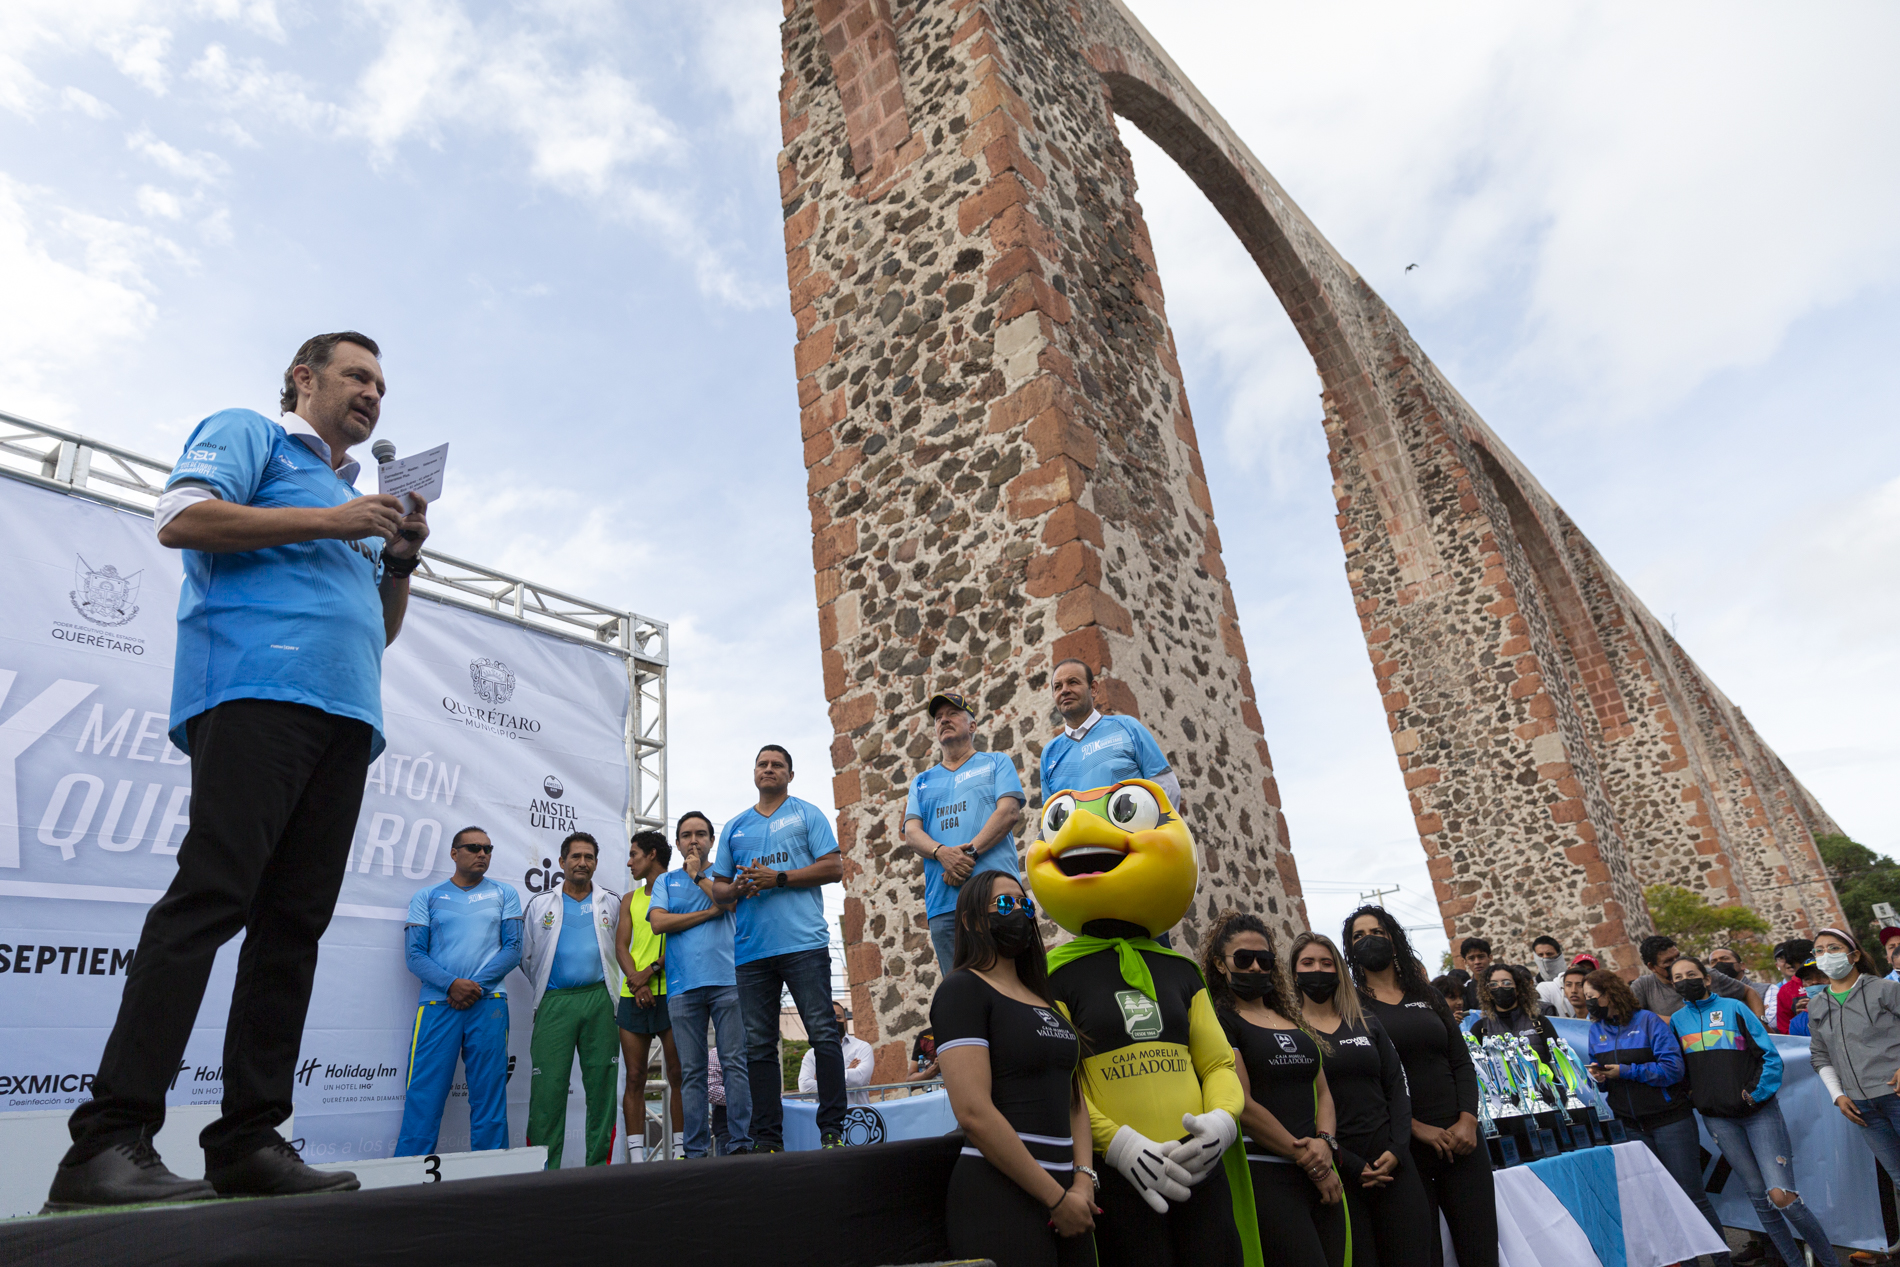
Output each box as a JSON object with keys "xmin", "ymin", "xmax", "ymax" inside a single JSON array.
[
  {"xmin": 1490, "ymin": 986, "xmax": 1518, "ymax": 1012},
  {"xmin": 1673, "ymin": 979, "xmax": 1709, "ymax": 1003},
  {"xmin": 989, "ymin": 912, "xmax": 1036, "ymax": 958},
  {"xmin": 1351, "ymin": 936, "xmax": 1396, "ymax": 973},
  {"xmin": 1229, "ymin": 972, "xmax": 1273, "ymax": 1001},
  {"xmin": 1297, "ymin": 971, "xmax": 1339, "ymax": 1003},
  {"xmin": 1585, "ymin": 999, "xmax": 1610, "ymax": 1022}
]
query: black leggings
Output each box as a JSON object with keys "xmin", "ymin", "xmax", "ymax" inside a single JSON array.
[
  {"xmin": 1409, "ymin": 1135, "xmax": 1498, "ymax": 1267},
  {"xmin": 946, "ymin": 1154, "xmax": 1098, "ymax": 1267},
  {"xmin": 1337, "ymin": 1132, "xmax": 1434, "ymax": 1267},
  {"xmin": 1248, "ymin": 1159, "xmax": 1348, "ymax": 1267},
  {"xmin": 1093, "ymin": 1155, "xmax": 1242, "ymax": 1267}
]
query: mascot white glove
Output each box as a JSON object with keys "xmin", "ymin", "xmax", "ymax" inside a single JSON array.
[
  {"xmin": 1166, "ymin": 1109, "xmax": 1238, "ymax": 1184},
  {"xmin": 1105, "ymin": 1123, "xmax": 1194, "ymax": 1213}
]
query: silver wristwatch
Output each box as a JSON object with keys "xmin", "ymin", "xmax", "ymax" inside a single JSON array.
[{"xmin": 1075, "ymin": 1165, "xmax": 1100, "ymax": 1185}]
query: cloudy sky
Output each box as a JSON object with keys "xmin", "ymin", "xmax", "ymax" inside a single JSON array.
[{"xmin": 3, "ymin": 0, "xmax": 1895, "ymax": 969}]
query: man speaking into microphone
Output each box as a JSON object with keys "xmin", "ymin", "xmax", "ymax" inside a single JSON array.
[{"xmin": 46, "ymin": 331, "xmax": 428, "ymax": 1210}]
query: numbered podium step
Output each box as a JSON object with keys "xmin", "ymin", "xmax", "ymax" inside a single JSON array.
[{"xmin": 310, "ymin": 1146, "xmax": 547, "ymax": 1189}]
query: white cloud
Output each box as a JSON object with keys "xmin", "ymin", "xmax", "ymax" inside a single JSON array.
[
  {"xmin": 126, "ymin": 126, "xmax": 228, "ymax": 184},
  {"xmin": 694, "ymin": 0, "xmax": 786, "ymax": 153},
  {"xmin": 197, "ymin": 206, "xmax": 231, "ymax": 243},
  {"xmin": 1123, "ymin": 1, "xmax": 1900, "ymax": 424},
  {"xmin": 189, "ymin": 0, "xmax": 285, "ymax": 42},
  {"xmin": 60, "ymin": 86, "xmax": 116, "ymax": 119},
  {"xmin": 101, "ymin": 23, "xmax": 174, "ymax": 95},
  {"xmin": 206, "ymin": 116, "xmax": 257, "ymax": 147},
  {"xmin": 0, "ymin": 176, "xmax": 169, "ymax": 418},
  {"xmin": 135, "ymin": 184, "xmax": 184, "ymax": 219}
]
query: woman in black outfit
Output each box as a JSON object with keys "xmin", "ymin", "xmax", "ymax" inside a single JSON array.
[
  {"xmin": 1469, "ymin": 963, "xmax": 1559, "ymax": 1065},
  {"xmin": 933, "ymin": 871, "xmax": 1097, "ymax": 1267},
  {"xmin": 1291, "ymin": 931, "xmax": 1433, "ymax": 1267},
  {"xmin": 1344, "ymin": 906, "xmax": 1497, "ymax": 1267},
  {"xmin": 1202, "ymin": 912, "xmax": 1347, "ymax": 1267}
]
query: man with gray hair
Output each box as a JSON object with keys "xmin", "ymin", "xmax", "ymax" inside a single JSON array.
[{"xmin": 902, "ymin": 689, "xmax": 1025, "ymax": 978}]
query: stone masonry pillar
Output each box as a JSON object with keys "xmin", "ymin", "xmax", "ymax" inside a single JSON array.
[{"xmin": 779, "ymin": 0, "xmax": 1304, "ymax": 1080}]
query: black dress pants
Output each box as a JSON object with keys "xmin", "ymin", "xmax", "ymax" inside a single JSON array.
[
  {"xmin": 1093, "ymin": 1154, "xmax": 1242, "ymax": 1267},
  {"xmin": 64, "ymin": 699, "xmax": 371, "ymax": 1166},
  {"xmin": 946, "ymin": 1153, "xmax": 1098, "ymax": 1267},
  {"xmin": 1338, "ymin": 1130, "xmax": 1435, "ymax": 1267},
  {"xmin": 1409, "ymin": 1134, "xmax": 1499, "ymax": 1267},
  {"xmin": 1247, "ymin": 1159, "xmax": 1349, "ymax": 1267}
]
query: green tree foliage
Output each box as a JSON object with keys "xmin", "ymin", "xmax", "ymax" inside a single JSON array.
[
  {"xmin": 1644, "ymin": 884, "xmax": 1774, "ymax": 970},
  {"xmin": 1815, "ymin": 833, "xmax": 1900, "ymax": 941},
  {"xmin": 782, "ymin": 1039, "xmax": 810, "ymax": 1092}
]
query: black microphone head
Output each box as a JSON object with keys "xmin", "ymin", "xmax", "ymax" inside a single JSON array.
[{"xmin": 371, "ymin": 439, "xmax": 397, "ymax": 464}]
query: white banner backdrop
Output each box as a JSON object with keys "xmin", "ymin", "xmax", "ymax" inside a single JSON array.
[{"xmin": 0, "ymin": 476, "xmax": 635, "ymax": 1168}]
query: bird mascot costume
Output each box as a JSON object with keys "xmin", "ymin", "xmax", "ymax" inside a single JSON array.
[{"xmin": 1029, "ymin": 778, "xmax": 1260, "ymax": 1267}]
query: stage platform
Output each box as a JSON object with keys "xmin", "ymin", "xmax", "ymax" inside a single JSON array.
[{"xmin": 1, "ymin": 1135, "xmax": 965, "ymax": 1267}]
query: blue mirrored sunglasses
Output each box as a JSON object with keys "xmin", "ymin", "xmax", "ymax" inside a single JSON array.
[{"xmin": 992, "ymin": 895, "xmax": 1036, "ymax": 919}]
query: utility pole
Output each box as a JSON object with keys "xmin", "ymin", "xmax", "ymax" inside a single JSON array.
[{"xmin": 1359, "ymin": 884, "xmax": 1400, "ymax": 908}]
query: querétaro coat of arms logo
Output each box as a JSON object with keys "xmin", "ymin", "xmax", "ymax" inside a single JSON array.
[
  {"xmin": 469, "ymin": 657, "xmax": 517, "ymax": 704},
  {"xmin": 70, "ymin": 556, "xmax": 142, "ymax": 627}
]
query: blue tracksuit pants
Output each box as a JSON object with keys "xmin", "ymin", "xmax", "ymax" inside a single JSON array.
[{"xmin": 395, "ymin": 994, "xmax": 510, "ymax": 1155}]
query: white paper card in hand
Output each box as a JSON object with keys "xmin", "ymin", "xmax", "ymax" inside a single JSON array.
[{"xmin": 377, "ymin": 443, "xmax": 448, "ymax": 511}]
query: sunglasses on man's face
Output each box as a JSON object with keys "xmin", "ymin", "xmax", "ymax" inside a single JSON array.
[
  {"xmin": 1229, "ymin": 949, "xmax": 1272, "ymax": 971},
  {"xmin": 991, "ymin": 895, "xmax": 1036, "ymax": 918},
  {"xmin": 456, "ymin": 844, "xmax": 494, "ymax": 855}
]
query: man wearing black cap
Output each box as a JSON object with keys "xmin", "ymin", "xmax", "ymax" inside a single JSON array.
[{"xmin": 902, "ymin": 690, "xmax": 1026, "ymax": 979}]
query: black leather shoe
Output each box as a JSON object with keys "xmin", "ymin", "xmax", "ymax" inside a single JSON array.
[
  {"xmin": 206, "ymin": 1139, "xmax": 359, "ymax": 1197},
  {"xmin": 42, "ymin": 1138, "xmax": 219, "ymax": 1212}
]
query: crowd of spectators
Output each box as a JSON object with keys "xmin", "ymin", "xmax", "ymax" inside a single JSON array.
[{"xmin": 387, "ymin": 659, "xmax": 1896, "ymax": 1267}]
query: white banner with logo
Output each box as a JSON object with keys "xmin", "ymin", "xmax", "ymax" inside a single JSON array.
[{"xmin": 0, "ymin": 476, "xmax": 635, "ymax": 1167}]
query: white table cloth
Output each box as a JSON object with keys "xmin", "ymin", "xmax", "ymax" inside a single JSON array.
[{"xmin": 1442, "ymin": 1140, "xmax": 1728, "ymax": 1267}]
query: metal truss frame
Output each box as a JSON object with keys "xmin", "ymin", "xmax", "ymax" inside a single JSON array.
[{"xmin": 0, "ymin": 408, "xmax": 667, "ymax": 837}]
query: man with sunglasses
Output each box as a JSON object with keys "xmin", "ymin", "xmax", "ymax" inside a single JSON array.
[
  {"xmin": 395, "ymin": 826, "xmax": 523, "ymax": 1156},
  {"xmin": 904, "ymin": 689, "xmax": 1026, "ymax": 979}
]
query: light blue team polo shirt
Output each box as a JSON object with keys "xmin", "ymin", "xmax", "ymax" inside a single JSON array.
[
  {"xmin": 165, "ymin": 409, "xmax": 388, "ymax": 755},
  {"xmin": 647, "ymin": 868, "xmax": 737, "ymax": 994},
  {"xmin": 405, "ymin": 876, "xmax": 524, "ymax": 1003},
  {"xmin": 711, "ymin": 797, "xmax": 839, "ymax": 967},
  {"xmin": 904, "ymin": 751, "xmax": 1027, "ymax": 918},
  {"xmin": 1038, "ymin": 713, "xmax": 1172, "ymax": 800},
  {"xmin": 547, "ymin": 892, "xmax": 604, "ymax": 990}
]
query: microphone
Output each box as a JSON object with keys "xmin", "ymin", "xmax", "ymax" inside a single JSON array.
[{"xmin": 371, "ymin": 439, "xmax": 421, "ymax": 541}]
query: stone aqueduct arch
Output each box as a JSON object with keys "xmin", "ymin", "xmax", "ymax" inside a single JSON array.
[{"xmin": 774, "ymin": 0, "xmax": 1846, "ymax": 1078}]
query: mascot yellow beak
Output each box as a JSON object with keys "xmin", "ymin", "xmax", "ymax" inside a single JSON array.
[{"xmin": 1026, "ymin": 778, "xmax": 1198, "ymax": 939}]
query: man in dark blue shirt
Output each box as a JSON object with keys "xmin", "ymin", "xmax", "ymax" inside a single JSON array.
[{"xmin": 48, "ymin": 333, "xmax": 429, "ymax": 1212}]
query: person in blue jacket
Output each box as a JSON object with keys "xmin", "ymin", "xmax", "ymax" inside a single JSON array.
[
  {"xmin": 1580, "ymin": 970, "xmax": 1728, "ymax": 1264},
  {"xmin": 1669, "ymin": 955, "xmax": 1840, "ymax": 1267},
  {"xmin": 395, "ymin": 826, "xmax": 524, "ymax": 1155}
]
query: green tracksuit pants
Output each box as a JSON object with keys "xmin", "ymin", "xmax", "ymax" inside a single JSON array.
[{"xmin": 528, "ymin": 982, "xmax": 620, "ymax": 1168}]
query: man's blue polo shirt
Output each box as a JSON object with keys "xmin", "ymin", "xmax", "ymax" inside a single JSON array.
[
  {"xmin": 405, "ymin": 877, "xmax": 524, "ymax": 1004},
  {"xmin": 648, "ymin": 868, "xmax": 737, "ymax": 994},
  {"xmin": 711, "ymin": 797, "xmax": 838, "ymax": 967},
  {"xmin": 164, "ymin": 409, "xmax": 387, "ymax": 755},
  {"xmin": 1038, "ymin": 713, "xmax": 1171, "ymax": 799},
  {"xmin": 904, "ymin": 751, "xmax": 1026, "ymax": 918}
]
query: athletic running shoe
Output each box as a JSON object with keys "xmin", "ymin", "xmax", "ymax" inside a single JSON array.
[{"xmin": 821, "ymin": 1132, "xmax": 845, "ymax": 1149}]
